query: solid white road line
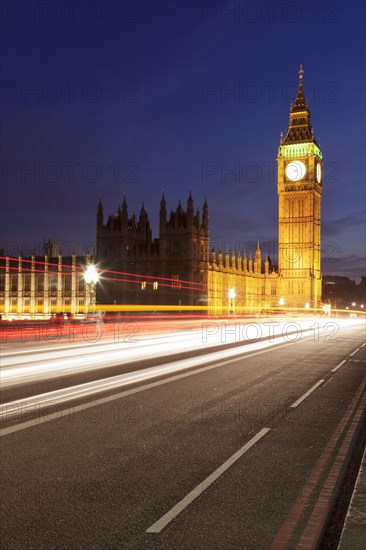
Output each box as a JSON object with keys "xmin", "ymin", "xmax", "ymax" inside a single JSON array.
[
  {"xmin": 331, "ymin": 359, "xmax": 347, "ymax": 373},
  {"xmin": 361, "ymin": 343, "xmax": 366, "ymax": 348},
  {"xmin": 349, "ymin": 348, "xmax": 360, "ymax": 357},
  {"xmin": 290, "ymin": 380, "xmax": 324, "ymax": 408},
  {"xmin": 146, "ymin": 427, "xmax": 271, "ymax": 533}
]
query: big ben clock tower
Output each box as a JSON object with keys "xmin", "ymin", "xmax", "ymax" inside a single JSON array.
[{"xmin": 277, "ymin": 65, "xmax": 322, "ymax": 308}]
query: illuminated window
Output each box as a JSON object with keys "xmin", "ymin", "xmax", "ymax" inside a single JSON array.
[
  {"xmin": 37, "ymin": 276, "xmax": 44, "ymax": 292},
  {"xmin": 11, "ymin": 275, "xmax": 17, "ymax": 292},
  {"xmin": 64, "ymin": 275, "xmax": 71, "ymax": 291},
  {"xmin": 153, "ymin": 281, "xmax": 158, "ymax": 290},
  {"xmin": 24, "ymin": 275, "xmax": 31, "ymax": 291},
  {"xmin": 141, "ymin": 281, "xmax": 146, "ymax": 290},
  {"xmin": 49, "ymin": 274, "xmax": 57, "ymax": 290}
]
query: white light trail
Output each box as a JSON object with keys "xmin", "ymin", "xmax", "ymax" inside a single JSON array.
[{"xmin": 1, "ymin": 318, "xmax": 362, "ymax": 390}]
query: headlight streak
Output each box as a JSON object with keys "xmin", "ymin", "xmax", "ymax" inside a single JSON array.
[
  {"xmin": 1, "ymin": 319, "xmax": 361, "ymax": 389},
  {"xmin": 0, "ymin": 332, "xmax": 313, "ymax": 420},
  {"xmin": 0, "ymin": 319, "xmax": 362, "ymax": 419}
]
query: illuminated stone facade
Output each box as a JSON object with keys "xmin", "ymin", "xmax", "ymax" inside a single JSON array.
[
  {"xmin": 0, "ymin": 242, "xmax": 92, "ymax": 319},
  {"xmin": 207, "ymin": 242, "xmax": 279, "ymax": 315},
  {"xmin": 96, "ymin": 193, "xmax": 210, "ymax": 307},
  {"xmin": 96, "ymin": 194, "xmax": 281, "ymax": 314},
  {"xmin": 0, "ymin": 67, "xmax": 323, "ymax": 318},
  {"xmin": 207, "ymin": 65, "xmax": 322, "ymax": 313},
  {"xmin": 276, "ymin": 68, "xmax": 322, "ymax": 308}
]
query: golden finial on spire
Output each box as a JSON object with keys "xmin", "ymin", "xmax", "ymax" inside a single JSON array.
[{"xmin": 299, "ymin": 64, "xmax": 304, "ymax": 80}]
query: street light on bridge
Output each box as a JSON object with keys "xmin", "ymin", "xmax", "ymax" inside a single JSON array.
[
  {"xmin": 84, "ymin": 264, "xmax": 100, "ymax": 313},
  {"xmin": 228, "ymin": 287, "xmax": 236, "ymax": 315}
]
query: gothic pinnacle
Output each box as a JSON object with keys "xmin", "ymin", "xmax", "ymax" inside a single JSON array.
[{"xmin": 299, "ymin": 63, "xmax": 304, "ymax": 80}]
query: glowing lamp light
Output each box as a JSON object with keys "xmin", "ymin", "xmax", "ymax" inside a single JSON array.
[
  {"xmin": 84, "ymin": 265, "xmax": 99, "ymax": 285},
  {"xmin": 228, "ymin": 288, "xmax": 236, "ymax": 300},
  {"xmin": 305, "ymin": 303, "xmax": 310, "ymax": 309},
  {"xmin": 84, "ymin": 265, "xmax": 100, "ymax": 311},
  {"xmin": 279, "ymin": 297, "xmax": 285, "ymax": 306},
  {"xmin": 352, "ymin": 302, "xmax": 356, "ymax": 307}
]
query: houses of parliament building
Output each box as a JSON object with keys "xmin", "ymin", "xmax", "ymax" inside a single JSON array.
[{"xmin": 0, "ymin": 67, "xmax": 323, "ymax": 318}]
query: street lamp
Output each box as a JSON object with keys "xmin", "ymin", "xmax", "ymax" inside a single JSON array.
[
  {"xmin": 305, "ymin": 302, "xmax": 310, "ymax": 310},
  {"xmin": 228, "ymin": 287, "xmax": 236, "ymax": 315},
  {"xmin": 352, "ymin": 302, "xmax": 356, "ymax": 307},
  {"xmin": 279, "ymin": 297, "xmax": 285, "ymax": 307},
  {"xmin": 84, "ymin": 264, "xmax": 100, "ymax": 313}
]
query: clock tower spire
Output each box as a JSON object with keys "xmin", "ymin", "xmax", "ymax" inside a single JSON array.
[
  {"xmin": 277, "ymin": 65, "xmax": 323, "ymax": 309},
  {"xmin": 281, "ymin": 64, "xmax": 318, "ymax": 146}
]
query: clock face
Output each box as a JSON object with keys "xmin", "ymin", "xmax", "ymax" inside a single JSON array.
[
  {"xmin": 316, "ymin": 163, "xmax": 322, "ymax": 183},
  {"xmin": 285, "ymin": 161, "xmax": 306, "ymax": 181}
]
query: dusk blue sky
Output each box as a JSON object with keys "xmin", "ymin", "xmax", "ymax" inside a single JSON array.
[{"xmin": 1, "ymin": 0, "xmax": 365, "ymax": 280}]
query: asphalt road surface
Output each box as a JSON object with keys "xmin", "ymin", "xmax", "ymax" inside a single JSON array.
[{"xmin": 1, "ymin": 317, "xmax": 365, "ymax": 549}]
